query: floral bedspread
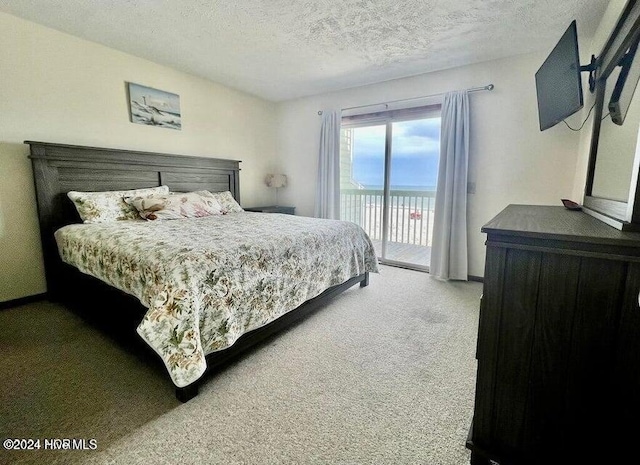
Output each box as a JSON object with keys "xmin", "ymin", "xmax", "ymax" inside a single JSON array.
[{"xmin": 55, "ymin": 213, "xmax": 379, "ymax": 387}]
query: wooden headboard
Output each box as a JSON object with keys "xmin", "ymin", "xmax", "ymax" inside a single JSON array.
[{"xmin": 27, "ymin": 140, "xmax": 241, "ymax": 293}]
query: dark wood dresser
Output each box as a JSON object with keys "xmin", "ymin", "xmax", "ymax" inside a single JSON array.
[{"xmin": 468, "ymin": 205, "xmax": 640, "ymax": 464}]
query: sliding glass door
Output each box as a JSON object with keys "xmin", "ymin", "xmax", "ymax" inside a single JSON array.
[{"xmin": 339, "ymin": 106, "xmax": 441, "ymax": 270}]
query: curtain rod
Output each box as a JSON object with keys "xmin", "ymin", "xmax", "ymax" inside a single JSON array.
[{"xmin": 317, "ymin": 83, "xmax": 494, "ymax": 115}]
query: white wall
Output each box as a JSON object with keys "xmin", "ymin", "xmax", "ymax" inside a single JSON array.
[
  {"xmin": 0, "ymin": 12, "xmax": 278, "ymax": 302},
  {"xmin": 275, "ymin": 52, "xmax": 582, "ymax": 278}
]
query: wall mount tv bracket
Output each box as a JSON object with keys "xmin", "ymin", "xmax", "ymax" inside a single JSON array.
[{"xmin": 580, "ymin": 54, "xmax": 598, "ymax": 93}]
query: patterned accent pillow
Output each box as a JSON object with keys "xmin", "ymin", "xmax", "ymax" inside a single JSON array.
[
  {"xmin": 203, "ymin": 190, "xmax": 244, "ymax": 213},
  {"xmin": 126, "ymin": 191, "xmax": 224, "ymax": 220},
  {"xmin": 68, "ymin": 186, "xmax": 170, "ymax": 223}
]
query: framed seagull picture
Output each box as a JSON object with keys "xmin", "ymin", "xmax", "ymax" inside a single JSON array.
[{"xmin": 127, "ymin": 82, "xmax": 182, "ymax": 130}]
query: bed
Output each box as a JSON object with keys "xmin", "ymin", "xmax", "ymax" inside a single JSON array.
[{"xmin": 28, "ymin": 141, "xmax": 378, "ymax": 401}]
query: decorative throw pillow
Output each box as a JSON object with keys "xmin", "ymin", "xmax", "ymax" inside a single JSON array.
[
  {"xmin": 203, "ymin": 190, "xmax": 244, "ymax": 213},
  {"xmin": 126, "ymin": 191, "xmax": 224, "ymax": 220},
  {"xmin": 68, "ymin": 186, "xmax": 170, "ymax": 223}
]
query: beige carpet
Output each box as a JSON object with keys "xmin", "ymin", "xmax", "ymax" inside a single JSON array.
[{"xmin": 0, "ymin": 266, "xmax": 482, "ymax": 465}]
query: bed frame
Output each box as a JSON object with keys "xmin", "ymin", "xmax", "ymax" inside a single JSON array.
[{"xmin": 27, "ymin": 141, "xmax": 369, "ymax": 402}]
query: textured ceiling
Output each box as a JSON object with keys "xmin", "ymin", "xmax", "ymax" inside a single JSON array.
[{"xmin": 0, "ymin": 0, "xmax": 610, "ymax": 101}]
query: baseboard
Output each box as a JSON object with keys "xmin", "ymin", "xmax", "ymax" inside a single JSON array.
[
  {"xmin": 0, "ymin": 293, "xmax": 47, "ymax": 310},
  {"xmin": 468, "ymin": 275, "xmax": 484, "ymax": 283}
]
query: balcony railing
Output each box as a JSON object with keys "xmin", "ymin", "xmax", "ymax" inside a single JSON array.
[{"xmin": 340, "ymin": 188, "xmax": 436, "ymax": 248}]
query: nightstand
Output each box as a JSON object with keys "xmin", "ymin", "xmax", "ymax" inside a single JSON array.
[{"xmin": 244, "ymin": 206, "xmax": 295, "ymax": 215}]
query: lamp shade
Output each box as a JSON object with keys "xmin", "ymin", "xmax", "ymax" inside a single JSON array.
[{"xmin": 265, "ymin": 173, "xmax": 287, "ymax": 188}]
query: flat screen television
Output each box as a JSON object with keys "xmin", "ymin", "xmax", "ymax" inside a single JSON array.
[{"xmin": 535, "ymin": 20, "xmax": 584, "ymax": 131}]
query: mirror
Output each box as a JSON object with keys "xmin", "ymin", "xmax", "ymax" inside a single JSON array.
[
  {"xmin": 591, "ymin": 66, "xmax": 640, "ymax": 202},
  {"xmin": 583, "ymin": 0, "xmax": 640, "ymax": 230}
]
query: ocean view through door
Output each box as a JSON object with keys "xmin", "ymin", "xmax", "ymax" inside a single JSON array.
[{"xmin": 340, "ymin": 106, "xmax": 441, "ymax": 270}]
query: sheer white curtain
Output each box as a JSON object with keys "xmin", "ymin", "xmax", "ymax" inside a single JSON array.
[
  {"xmin": 314, "ymin": 110, "xmax": 341, "ymax": 219},
  {"xmin": 430, "ymin": 91, "xmax": 470, "ymax": 280}
]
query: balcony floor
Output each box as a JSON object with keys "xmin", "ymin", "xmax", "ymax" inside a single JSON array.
[{"xmin": 371, "ymin": 239, "xmax": 431, "ymax": 268}]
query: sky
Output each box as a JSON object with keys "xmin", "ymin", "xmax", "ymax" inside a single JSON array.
[{"xmin": 349, "ymin": 117, "xmax": 440, "ymax": 189}]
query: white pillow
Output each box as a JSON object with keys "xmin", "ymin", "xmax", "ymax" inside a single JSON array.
[
  {"xmin": 204, "ymin": 191, "xmax": 244, "ymax": 213},
  {"xmin": 68, "ymin": 186, "xmax": 170, "ymax": 223}
]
